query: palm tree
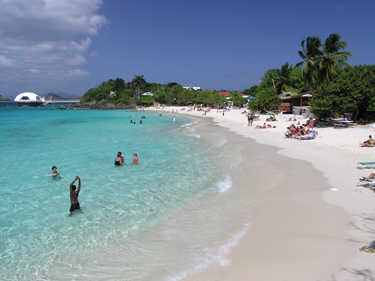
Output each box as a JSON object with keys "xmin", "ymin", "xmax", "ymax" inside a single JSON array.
[
  {"xmin": 273, "ymin": 62, "xmax": 299, "ymax": 94},
  {"xmin": 318, "ymin": 33, "xmax": 354, "ymax": 86},
  {"xmin": 296, "ymin": 36, "xmax": 323, "ymax": 89},
  {"xmin": 131, "ymin": 75, "xmax": 146, "ymax": 99}
]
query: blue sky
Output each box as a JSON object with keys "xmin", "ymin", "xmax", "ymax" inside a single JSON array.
[{"xmin": 1, "ymin": 0, "xmax": 374, "ymax": 99}]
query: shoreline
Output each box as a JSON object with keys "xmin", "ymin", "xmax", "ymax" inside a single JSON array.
[{"xmin": 151, "ymin": 106, "xmax": 375, "ymax": 280}]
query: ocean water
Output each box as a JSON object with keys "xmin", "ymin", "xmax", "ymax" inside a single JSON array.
[{"xmin": 0, "ymin": 105, "xmax": 285, "ymax": 280}]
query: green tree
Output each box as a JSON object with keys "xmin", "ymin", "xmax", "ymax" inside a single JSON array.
[
  {"xmin": 273, "ymin": 62, "xmax": 299, "ymax": 94},
  {"xmin": 318, "ymin": 33, "xmax": 354, "ymax": 86},
  {"xmin": 137, "ymin": 95, "xmax": 154, "ymax": 106},
  {"xmin": 248, "ymin": 88, "xmax": 279, "ymax": 112},
  {"xmin": 229, "ymin": 91, "xmax": 248, "ymax": 106},
  {"xmin": 170, "ymin": 84, "xmax": 183, "ymax": 103},
  {"xmin": 296, "ymin": 36, "xmax": 323, "ymax": 89},
  {"xmin": 243, "ymin": 85, "xmax": 258, "ymax": 97},
  {"xmin": 131, "ymin": 75, "xmax": 146, "ymax": 99},
  {"xmin": 114, "ymin": 77, "xmax": 125, "ymax": 92},
  {"xmin": 297, "ymin": 34, "xmax": 354, "ymax": 89},
  {"xmin": 311, "ymin": 65, "xmax": 375, "ymax": 121},
  {"xmin": 167, "ymin": 82, "xmax": 179, "ymax": 88}
]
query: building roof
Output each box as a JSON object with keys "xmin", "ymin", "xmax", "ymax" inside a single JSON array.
[
  {"xmin": 142, "ymin": 92, "xmax": 154, "ymax": 96},
  {"xmin": 218, "ymin": 91, "xmax": 247, "ymax": 98},
  {"xmin": 14, "ymin": 92, "xmax": 44, "ymax": 102}
]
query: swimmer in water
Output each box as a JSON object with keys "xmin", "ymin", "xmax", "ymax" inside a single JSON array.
[
  {"xmin": 69, "ymin": 176, "xmax": 81, "ymax": 216},
  {"xmin": 50, "ymin": 166, "xmax": 60, "ymax": 177},
  {"xmin": 115, "ymin": 152, "xmax": 124, "ymax": 165},
  {"xmin": 132, "ymin": 153, "xmax": 139, "ymax": 164},
  {"xmin": 173, "ymin": 117, "xmax": 176, "ymax": 122}
]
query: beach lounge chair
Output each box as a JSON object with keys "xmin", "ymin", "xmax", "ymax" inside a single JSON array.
[
  {"xmin": 296, "ymin": 130, "xmax": 317, "ymax": 140},
  {"xmin": 357, "ymin": 162, "xmax": 375, "ymax": 169},
  {"xmin": 357, "ymin": 178, "xmax": 375, "ymax": 188}
]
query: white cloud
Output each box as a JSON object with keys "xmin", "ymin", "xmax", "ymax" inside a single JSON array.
[
  {"xmin": 0, "ymin": 54, "xmax": 12, "ymax": 67},
  {"xmin": 68, "ymin": 69, "xmax": 90, "ymax": 78},
  {"xmin": 0, "ymin": 0, "xmax": 107, "ymax": 84}
]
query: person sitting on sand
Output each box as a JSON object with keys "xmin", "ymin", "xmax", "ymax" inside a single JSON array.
[
  {"xmin": 362, "ymin": 173, "xmax": 375, "ymax": 181},
  {"xmin": 115, "ymin": 152, "xmax": 124, "ymax": 165},
  {"xmin": 285, "ymin": 127, "xmax": 291, "ymax": 138},
  {"xmin": 360, "ymin": 135, "xmax": 375, "ymax": 147},
  {"xmin": 50, "ymin": 166, "xmax": 60, "ymax": 177},
  {"xmin": 255, "ymin": 123, "xmax": 267, "ymax": 129},
  {"xmin": 132, "ymin": 153, "xmax": 139, "ymax": 164}
]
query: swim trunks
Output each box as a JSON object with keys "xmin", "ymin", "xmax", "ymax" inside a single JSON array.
[{"xmin": 70, "ymin": 203, "xmax": 80, "ymax": 212}]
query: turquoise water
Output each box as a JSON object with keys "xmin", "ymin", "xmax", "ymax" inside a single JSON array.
[{"xmin": 0, "ymin": 106, "xmax": 254, "ymax": 280}]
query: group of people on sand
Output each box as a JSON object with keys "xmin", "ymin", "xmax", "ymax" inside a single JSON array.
[
  {"xmin": 285, "ymin": 118, "xmax": 315, "ymax": 138},
  {"xmin": 255, "ymin": 123, "xmax": 273, "ymax": 129},
  {"xmin": 115, "ymin": 151, "xmax": 139, "ymax": 165}
]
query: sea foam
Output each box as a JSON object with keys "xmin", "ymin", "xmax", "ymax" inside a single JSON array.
[{"xmin": 216, "ymin": 173, "xmax": 232, "ymax": 193}]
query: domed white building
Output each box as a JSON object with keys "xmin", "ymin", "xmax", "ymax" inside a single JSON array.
[{"xmin": 14, "ymin": 92, "xmax": 44, "ymax": 107}]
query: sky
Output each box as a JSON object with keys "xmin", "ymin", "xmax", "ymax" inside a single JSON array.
[{"xmin": 1, "ymin": 0, "xmax": 375, "ymax": 99}]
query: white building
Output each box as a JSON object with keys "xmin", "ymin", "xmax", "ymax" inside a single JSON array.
[
  {"xmin": 183, "ymin": 86, "xmax": 201, "ymax": 90},
  {"xmin": 14, "ymin": 92, "xmax": 44, "ymax": 107}
]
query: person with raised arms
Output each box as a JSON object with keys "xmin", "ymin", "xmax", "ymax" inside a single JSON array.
[{"xmin": 69, "ymin": 176, "xmax": 81, "ymax": 216}]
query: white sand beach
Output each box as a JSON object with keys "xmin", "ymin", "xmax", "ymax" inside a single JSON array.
[{"xmin": 150, "ymin": 106, "xmax": 375, "ymax": 280}]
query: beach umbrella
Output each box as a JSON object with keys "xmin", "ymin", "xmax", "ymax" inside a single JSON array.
[{"xmin": 267, "ymin": 112, "xmax": 275, "ymax": 115}]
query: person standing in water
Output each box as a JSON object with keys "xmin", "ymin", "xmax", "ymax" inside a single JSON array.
[
  {"xmin": 69, "ymin": 176, "xmax": 81, "ymax": 216},
  {"xmin": 132, "ymin": 153, "xmax": 139, "ymax": 164},
  {"xmin": 173, "ymin": 116, "xmax": 176, "ymax": 122}
]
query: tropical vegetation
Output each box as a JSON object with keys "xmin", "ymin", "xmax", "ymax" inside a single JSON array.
[
  {"xmin": 80, "ymin": 32, "xmax": 375, "ymax": 121},
  {"xmin": 81, "ymin": 77, "xmax": 244, "ymax": 107}
]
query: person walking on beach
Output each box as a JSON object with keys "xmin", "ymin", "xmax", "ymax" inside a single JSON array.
[{"xmin": 69, "ymin": 176, "xmax": 81, "ymax": 216}]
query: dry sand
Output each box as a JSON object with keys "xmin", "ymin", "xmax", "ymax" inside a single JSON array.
[{"xmin": 150, "ymin": 106, "xmax": 375, "ymax": 280}]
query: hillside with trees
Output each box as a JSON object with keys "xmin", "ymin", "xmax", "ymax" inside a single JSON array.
[{"xmin": 81, "ymin": 76, "xmax": 246, "ymax": 107}]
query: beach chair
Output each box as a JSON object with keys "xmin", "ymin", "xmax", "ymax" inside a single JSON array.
[
  {"xmin": 357, "ymin": 178, "xmax": 375, "ymax": 188},
  {"xmin": 296, "ymin": 130, "xmax": 317, "ymax": 140},
  {"xmin": 357, "ymin": 162, "xmax": 375, "ymax": 169}
]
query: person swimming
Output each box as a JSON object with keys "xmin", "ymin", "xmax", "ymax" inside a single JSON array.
[
  {"xmin": 115, "ymin": 152, "xmax": 124, "ymax": 165},
  {"xmin": 132, "ymin": 153, "xmax": 139, "ymax": 164},
  {"xmin": 50, "ymin": 166, "xmax": 60, "ymax": 177}
]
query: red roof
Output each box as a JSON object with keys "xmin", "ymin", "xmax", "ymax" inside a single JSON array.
[
  {"xmin": 218, "ymin": 91, "xmax": 230, "ymax": 97},
  {"xmin": 218, "ymin": 91, "xmax": 246, "ymax": 97}
]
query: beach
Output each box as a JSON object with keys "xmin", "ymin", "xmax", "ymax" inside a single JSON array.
[{"xmin": 151, "ymin": 106, "xmax": 375, "ymax": 280}]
